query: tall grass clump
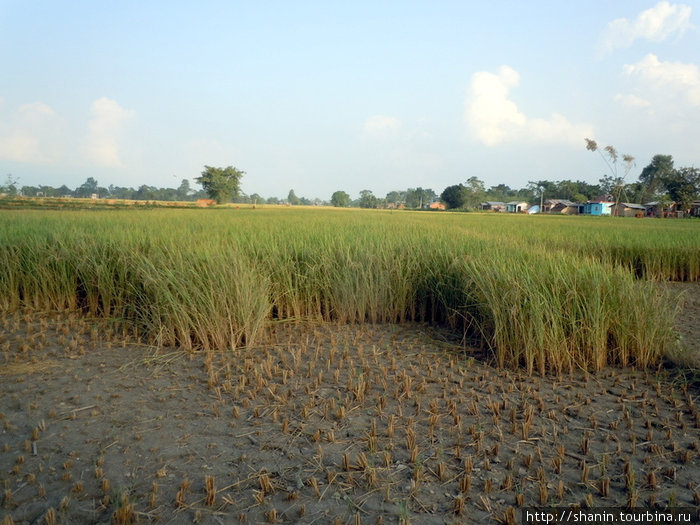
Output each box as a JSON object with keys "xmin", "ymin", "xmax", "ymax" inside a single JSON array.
[
  {"xmin": 133, "ymin": 247, "xmax": 270, "ymax": 350},
  {"xmin": 248, "ymin": 221, "xmax": 428, "ymax": 325},
  {"xmin": 0, "ymin": 208, "xmax": 689, "ymax": 373},
  {"xmin": 457, "ymin": 251, "xmax": 676, "ymax": 374},
  {"xmin": 315, "ymin": 234, "xmax": 423, "ymax": 324},
  {"xmin": 0, "ymin": 232, "xmax": 76, "ymax": 311}
]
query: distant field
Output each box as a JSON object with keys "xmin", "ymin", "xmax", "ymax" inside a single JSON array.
[
  {"xmin": 1, "ymin": 207, "xmax": 698, "ymax": 373},
  {"xmin": 0, "ymin": 195, "xmax": 247, "ymax": 210}
]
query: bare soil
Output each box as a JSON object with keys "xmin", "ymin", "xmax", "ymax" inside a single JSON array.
[
  {"xmin": 664, "ymin": 282, "xmax": 700, "ymax": 369},
  {"xmin": 1, "ymin": 305, "xmax": 699, "ymax": 524}
]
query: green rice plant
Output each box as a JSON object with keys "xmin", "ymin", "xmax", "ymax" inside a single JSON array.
[
  {"xmin": 458, "ymin": 248, "xmax": 676, "ymax": 373},
  {"xmin": 0, "ymin": 207, "xmax": 690, "ymax": 371},
  {"xmin": 132, "ymin": 246, "xmax": 270, "ymax": 350}
]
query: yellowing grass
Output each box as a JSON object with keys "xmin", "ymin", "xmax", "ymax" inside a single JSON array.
[{"xmin": 0, "ymin": 208, "xmax": 695, "ymax": 373}]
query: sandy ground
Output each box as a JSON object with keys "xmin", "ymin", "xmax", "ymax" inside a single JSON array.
[{"xmin": 0, "ymin": 293, "xmax": 699, "ymax": 524}]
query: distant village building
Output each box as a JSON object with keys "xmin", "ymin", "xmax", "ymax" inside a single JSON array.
[
  {"xmin": 611, "ymin": 202, "xmax": 646, "ymax": 218},
  {"xmin": 480, "ymin": 201, "xmax": 505, "ymax": 212},
  {"xmin": 505, "ymin": 201, "xmax": 529, "ymax": 213},
  {"xmin": 690, "ymin": 201, "xmax": 700, "ymax": 217},
  {"xmin": 643, "ymin": 201, "xmax": 677, "ymax": 218},
  {"xmin": 581, "ymin": 200, "xmax": 614, "ymax": 216},
  {"xmin": 644, "ymin": 202, "xmax": 663, "ymax": 217},
  {"xmin": 428, "ymin": 201, "xmax": 446, "ymax": 210},
  {"xmin": 542, "ymin": 199, "xmax": 579, "ymax": 215}
]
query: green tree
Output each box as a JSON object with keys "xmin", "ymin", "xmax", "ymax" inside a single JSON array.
[
  {"xmin": 440, "ymin": 184, "xmax": 467, "ymax": 209},
  {"xmin": 287, "ymin": 189, "xmax": 301, "ymax": 205},
  {"xmin": 108, "ymin": 185, "xmax": 136, "ymax": 199},
  {"xmin": 638, "ymin": 155, "xmax": 674, "ymax": 202},
  {"xmin": 405, "ymin": 187, "xmax": 435, "ymax": 208},
  {"xmin": 486, "ymin": 184, "xmax": 516, "ymax": 201},
  {"xmin": 624, "ymin": 181, "xmax": 645, "ymax": 204},
  {"xmin": 249, "ymin": 193, "xmax": 264, "ymax": 205},
  {"xmin": 195, "ymin": 166, "xmax": 244, "ymax": 204},
  {"xmin": 75, "ymin": 177, "xmax": 99, "ymax": 198},
  {"xmin": 385, "ymin": 190, "xmax": 405, "ymax": 206},
  {"xmin": 555, "ymin": 180, "xmax": 581, "ymax": 200},
  {"xmin": 598, "ymin": 175, "xmax": 617, "ymax": 195},
  {"xmin": 331, "ymin": 190, "xmax": 350, "ymax": 207},
  {"xmin": 463, "ymin": 176, "xmax": 485, "ymax": 208},
  {"xmin": 571, "ymin": 180, "xmax": 602, "ymax": 200},
  {"xmin": 527, "ymin": 180, "xmax": 556, "ymax": 197},
  {"xmin": 38, "ymin": 185, "xmax": 59, "ymax": 197},
  {"xmin": 136, "ymin": 185, "xmax": 157, "ymax": 200},
  {"xmin": 358, "ymin": 189, "xmax": 378, "ymax": 208},
  {"xmin": 21, "ymin": 185, "xmax": 40, "ymax": 197},
  {"xmin": 527, "ymin": 180, "xmax": 555, "ymax": 210},
  {"xmin": 56, "ymin": 185, "xmax": 73, "ymax": 197},
  {"xmin": 177, "ymin": 179, "xmax": 192, "ymax": 200},
  {"xmin": 0, "ymin": 174, "xmax": 19, "ymax": 196},
  {"xmin": 661, "ymin": 167, "xmax": 700, "ymax": 213}
]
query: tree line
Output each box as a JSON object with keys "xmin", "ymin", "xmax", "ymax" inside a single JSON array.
[
  {"xmin": 3, "ymin": 151, "xmax": 698, "ymax": 211},
  {"xmin": 0, "ymin": 175, "xmax": 210, "ymax": 202},
  {"xmin": 438, "ymin": 151, "xmax": 699, "ymax": 212}
]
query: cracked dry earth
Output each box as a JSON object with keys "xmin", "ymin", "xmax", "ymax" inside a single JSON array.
[{"xmin": 1, "ymin": 307, "xmax": 699, "ymax": 525}]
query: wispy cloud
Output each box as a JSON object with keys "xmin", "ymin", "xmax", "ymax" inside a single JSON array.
[
  {"xmin": 466, "ymin": 66, "xmax": 593, "ymax": 147},
  {"xmin": 83, "ymin": 97, "xmax": 134, "ymax": 167},
  {"xmin": 600, "ymin": 2, "xmax": 692, "ymax": 54},
  {"xmin": 624, "ymin": 53, "xmax": 700, "ymax": 107},
  {"xmin": 362, "ymin": 115, "xmax": 401, "ymax": 138},
  {"xmin": 0, "ymin": 101, "xmax": 63, "ymax": 163},
  {"xmin": 614, "ymin": 93, "xmax": 653, "ymax": 113}
]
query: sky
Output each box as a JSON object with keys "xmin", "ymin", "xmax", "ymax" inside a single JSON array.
[{"xmin": 1, "ymin": 1, "xmax": 699, "ymax": 200}]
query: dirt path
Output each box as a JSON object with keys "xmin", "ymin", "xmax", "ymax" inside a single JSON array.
[{"xmin": 1, "ymin": 313, "xmax": 699, "ymax": 524}]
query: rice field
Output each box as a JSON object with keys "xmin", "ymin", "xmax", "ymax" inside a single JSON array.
[
  {"xmin": 1, "ymin": 207, "xmax": 699, "ymax": 524},
  {"xmin": 0, "ymin": 207, "xmax": 697, "ymax": 373}
]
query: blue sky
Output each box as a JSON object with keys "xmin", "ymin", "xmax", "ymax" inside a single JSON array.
[{"xmin": 1, "ymin": 1, "xmax": 698, "ymax": 200}]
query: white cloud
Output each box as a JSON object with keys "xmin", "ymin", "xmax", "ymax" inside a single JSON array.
[
  {"xmin": 466, "ymin": 66, "xmax": 593, "ymax": 146},
  {"xmin": 600, "ymin": 2, "xmax": 692, "ymax": 53},
  {"xmin": 614, "ymin": 93, "xmax": 653, "ymax": 110},
  {"xmin": 362, "ymin": 115, "xmax": 401, "ymax": 138},
  {"xmin": 623, "ymin": 53, "xmax": 700, "ymax": 107},
  {"xmin": 0, "ymin": 101, "xmax": 63, "ymax": 163},
  {"xmin": 614, "ymin": 93, "xmax": 652, "ymax": 108},
  {"xmin": 84, "ymin": 97, "xmax": 134, "ymax": 167}
]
